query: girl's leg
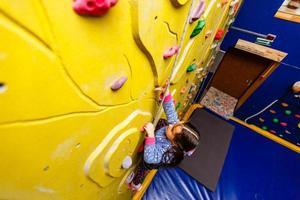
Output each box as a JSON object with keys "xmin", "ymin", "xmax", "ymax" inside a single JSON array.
[{"xmin": 131, "ymin": 161, "xmax": 150, "ymax": 186}]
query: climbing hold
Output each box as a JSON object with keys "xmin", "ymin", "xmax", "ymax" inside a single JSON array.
[
  {"xmin": 210, "ymin": 42, "xmax": 218, "ymax": 49},
  {"xmin": 186, "ymin": 63, "xmax": 197, "ymax": 72},
  {"xmin": 281, "ymin": 102, "xmax": 289, "ymax": 107},
  {"xmin": 189, "ymin": 0, "xmax": 205, "ymax": 24},
  {"xmin": 227, "ymin": 18, "xmax": 235, "ymax": 26},
  {"xmin": 229, "ymin": 0, "xmax": 239, "ymax": 15},
  {"xmin": 170, "ymin": 0, "xmax": 189, "ymax": 7},
  {"xmin": 285, "ymin": 130, "xmax": 291, "ymax": 134},
  {"xmin": 269, "ymin": 130, "xmax": 276, "ymax": 134},
  {"xmin": 295, "ymin": 114, "xmax": 300, "ymax": 118},
  {"xmin": 121, "ymin": 156, "xmax": 132, "ymax": 169},
  {"xmin": 214, "ymin": 29, "xmax": 225, "ymax": 41},
  {"xmin": 221, "ymin": 0, "xmax": 229, "ymax": 6},
  {"xmin": 269, "ymin": 109, "xmax": 276, "ymax": 114},
  {"xmin": 175, "ymin": 102, "xmax": 181, "ymax": 110},
  {"xmin": 180, "ymin": 87, "xmax": 187, "ymax": 94},
  {"xmin": 190, "ymin": 19, "xmax": 206, "ymax": 38},
  {"xmin": 196, "ymin": 68, "xmax": 204, "ymax": 75},
  {"xmin": 163, "ymin": 45, "xmax": 179, "ymax": 59},
  {"xmin": 140, "ymin": 126, "xmax": 145, "ymax": 132},
  {"xmin": 298, "ymin": 123, "xmax": 300, "ymax": 129},
  {"xmin": 111, "ymin": 76, "xmax": 128, "ymax": 91},
  {"xmin": 272, "ymin": 118, "xmax": 279, "ymax": 124},
  {"xmin": 259, "ymin": 118, "xmax": 265, "ymax": 123},
  {"xmin": 280, "ymin": 122, "xmax": 288, "ymax": 127},
  {"xmin": 205, "ymin": 30, "xmax": 213, "ymax": 39},
  {"xmin": 262, "ymin": 126, "xmax": 268, "ymax": 130},
  {"xmin": 284, "ymin": 110, "xmax": 292, "ymax": 115},
  {"xmin": 73, "ymin": 0, "xmax": 118, "ymax": 16}
]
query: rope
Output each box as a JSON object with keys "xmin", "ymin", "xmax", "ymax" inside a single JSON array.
[
  {"xmin": 244, "ymin": 99, "xmax": 278, "ymax": 123},
  {"xmin": 153, "ymin": 0, "xmax": 197, "ymax": 126}
]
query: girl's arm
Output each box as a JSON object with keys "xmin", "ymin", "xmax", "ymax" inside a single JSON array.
[
  {"xmin": 162, "ymin": 93, "xmax": 179, "ymax": 125},
  {"xmin": 143, "ymin": 123, "xmax": 165, "ymax": 164},
  {"xmin": 144, "ymin": 137, "xmax": 164, "ymax": 164}
]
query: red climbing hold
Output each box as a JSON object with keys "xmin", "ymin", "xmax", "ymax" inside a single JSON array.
[
  {"xmin": 73, "ymin": 0, "xmax": 118, "ymax": 16},
  {"xmin": 163, "ymin": 46, "xmax": 179, "ymax": 59},
  {"xmin": 295, "ymin": 114, "xmax": 300, "ymax": 118},
  {"xmin": 214, "ymin": 29, "xmax": 225, "ymax": 41}
]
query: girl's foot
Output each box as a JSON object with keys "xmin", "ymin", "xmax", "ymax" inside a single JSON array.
[
  {"xmin": 130, "ymin": 182, "xmax": 142, "ymax": 192},
  {"xmin": 125, "ymin": 171, "xmax": 135, "ymax": 184}
]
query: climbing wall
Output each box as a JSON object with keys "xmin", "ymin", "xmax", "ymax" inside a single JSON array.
[{"xmin": 0, "ymin": 0, "xmax": 241, "ymax": 199}]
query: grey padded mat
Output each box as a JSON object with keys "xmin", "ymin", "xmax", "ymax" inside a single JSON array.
[{"xmin": 179, "ymin": 108, "xmax": 235, "ymax": 191}]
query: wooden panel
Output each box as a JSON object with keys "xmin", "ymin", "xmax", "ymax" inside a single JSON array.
[
  {"xmin": 235, "ymin": 39, "xmax": 288, "ymax": 62},
  {"xmin": 275, "ymin": 11, "xmax": 300, "ymax": 24}
]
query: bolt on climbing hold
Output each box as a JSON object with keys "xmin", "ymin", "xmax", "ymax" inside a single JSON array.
[
  {"xmin": 186, "ymin": 63, "xmax": 197, "ymax": 72},
  {"xmin": 163, "ymin": 46, "xmax": 179, "ymax": 59},
  {"xmin": 189, "ymin": 0, "xmax": 205, "ymax": 24},
  {"xmin": 111, "ymin": 76, "xmax": 128, "ymax": 91},
  {"xmin": 190, "ymin": 19, "xmax": 206, "ymax": 38},
  {"xmin": 73, "ymin": 0, "xmax": 118, "ymax": 16}
]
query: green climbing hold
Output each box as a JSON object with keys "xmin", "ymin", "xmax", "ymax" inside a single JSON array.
[
  {"xmin": 262, "ymin": 126, "xmax": 268, "ymax": 130},
  {"xmin": 187, "ymin": 63, "xmax": 197, "ymax": 72},
  {"xmin": 175, "ymin": 102, "xmax": 181, "ymax": 110},
  {"xmin": 272, "ymin": 118, "xmax": 279, "ymax": 123},
  {"xmin": 285, "ymin": 110, "xmax": 292, "ymax": 115},
  {"xmin": 190, "ymin": 19, "xmax": 206, "ymax": 38}
]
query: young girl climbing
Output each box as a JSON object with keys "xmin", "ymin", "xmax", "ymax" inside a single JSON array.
[{"xmin": 127, "ymin": 87, "xmax": 200, "ymax": 192}]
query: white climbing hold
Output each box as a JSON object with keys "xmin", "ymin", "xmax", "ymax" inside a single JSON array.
[{"xmin": 122, "ymin": 156, "xmax": 132, "ymax": 169}]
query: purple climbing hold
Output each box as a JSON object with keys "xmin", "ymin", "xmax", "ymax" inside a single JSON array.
[{"xmin": 111, "ymin": 76, "xmax": 128, "ymax": 91}]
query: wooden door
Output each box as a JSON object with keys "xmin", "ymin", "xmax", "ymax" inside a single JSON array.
[{"xmin": 209, "ymin": 47, "xmax": 274, "ymax": 108}]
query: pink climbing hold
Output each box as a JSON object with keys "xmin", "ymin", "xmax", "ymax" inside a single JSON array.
[
  {"xmin": 73, "ymin": 0, "xmax": 118, "ymax": 16},
  {"xmin": 111, "ymin": 76, "xmax": 127, "ymax": 91},
  {"xmin": 280, "ymin": 122, "xmax": 288, "ymax": 127},
  {"xmin": 189, "ymin": 0, "xmax": 205, "ymax": 24},
  {"xmin": 163, "ymin": 46, "xmax": 179, "ymax": 59}
]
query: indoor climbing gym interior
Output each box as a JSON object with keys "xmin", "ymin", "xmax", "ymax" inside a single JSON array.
[{"xmin": 1, "ymin": 0, "xmax": 300, "ymax": 199}]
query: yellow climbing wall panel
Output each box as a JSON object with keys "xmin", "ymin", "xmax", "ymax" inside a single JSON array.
[{"xmin": 0, "ymin": 0, "xmax": 241, "ymax": 199}]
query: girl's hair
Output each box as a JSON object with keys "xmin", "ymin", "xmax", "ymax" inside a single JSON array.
[{"xmin": 160, "ymin": 122, "xmax": 200, "ymax": 167}]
